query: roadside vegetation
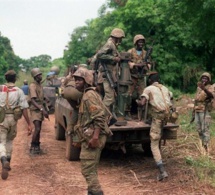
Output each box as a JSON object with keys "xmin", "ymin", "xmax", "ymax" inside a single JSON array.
[
  {"xmin": 170, "ymin": 97, "xmax": 215, "ymax": 187},
  {"xmin": 1, "ymin": 0, "xmax": 215, "ymax": 189}
]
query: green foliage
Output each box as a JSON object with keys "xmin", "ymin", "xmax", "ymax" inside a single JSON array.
[
  {"xmin": 185, "ymin": 156, "xmax": 215, "ymax": 186},
  {"xmin": 0, "ymin": 32, "xmax": 20, "ymax": 83},
  {"xmin": 63, "ymin": 0, "xmax": 215, "ymax": 92}
]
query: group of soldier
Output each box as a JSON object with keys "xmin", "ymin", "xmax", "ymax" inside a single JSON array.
[
  {"xmin": 0, "ymin": 27, "xmax": 214, "ymax": 195},
  {"xmin": 61, "ymin": 28, "xmax": 215, "ymax": 194}
]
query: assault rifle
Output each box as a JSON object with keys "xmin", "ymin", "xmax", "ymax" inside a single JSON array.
[
  {"xmin": 101, "ymin": 62, "xmax": 117, "ymax": 90},
  {"xmin": 140, "ymin": 46, "xmax": 153, "ymax": 75},
  {"xmin": 93, "ymin": 59, "xmax": 100, "ymax": 86}
]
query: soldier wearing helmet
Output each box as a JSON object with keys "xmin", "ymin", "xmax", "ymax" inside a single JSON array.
[
  {"xmin": 29, "ymin": 68, "xmax": 49, "ymax": 155},
  {"xmin": 126, "ymin": 34, "xmax": 151, "ymax": 120},
  {"xmin": 194, "ymin": 72, "xmax": 215, "ymax": 154},
  {"xmin": 96, "ymin": 28, "xmax": 125, "ymax": 118},
  {"xmin": 73, "ymin": 67, "xmax": 112, "ymax": 195}
]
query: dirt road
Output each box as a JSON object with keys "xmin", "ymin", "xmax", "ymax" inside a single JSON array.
[{"xmin": 0, "ymin": 114, "xmax": 214, "ymax": 195}]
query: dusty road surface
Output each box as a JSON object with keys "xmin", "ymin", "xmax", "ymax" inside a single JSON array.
[{"xmin": 0, "ymin": 114, "xmax": 215, "ymax": 195}]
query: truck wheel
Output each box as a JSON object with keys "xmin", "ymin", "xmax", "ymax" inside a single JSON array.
[
  {"xmin": 142, "ymin": 142, "xmax": 153, "ymax": 157},
  {"xmin": 66, "ymin": 134, "xmax": 80, "ymax": 161},
  {"xmin": 55, "ymin": 123, "xmax": 65, "ymax": 140}
]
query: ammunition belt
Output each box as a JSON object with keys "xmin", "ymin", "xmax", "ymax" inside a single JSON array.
[{"xmin": 5, "ymin": 109, "xmax": 14, "ymax": 114}]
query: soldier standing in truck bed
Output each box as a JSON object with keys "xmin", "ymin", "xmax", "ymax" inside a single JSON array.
[
  {"xmin": 127, "ymin": 34, "xmax": 151, "ymax": 119},
  {"xmin": 97, "ymin": 28, "xmax": 125, "ymax": 121}
]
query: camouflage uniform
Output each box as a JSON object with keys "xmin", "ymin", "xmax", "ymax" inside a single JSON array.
[
  {"xmin": 75, "ymin": 87, "xmax": 111, "ymax": 195},
  {"xmin": 127, "ymin": 47, "xmax": 147, "ymax": 99},
  {"xmin": 194, "ymin": 72, "xmax": 215, "ymax": 148},
  {"xmin": 0, "ymin": 83, "xmax": 29, "ymax": 160},
  {"xmin": 97, "ymin": 37, "xmax": 120, "ymax": 108},
  {"xmin": 141, "ymin": 82, "xmax": 172, "ymax": 164}
]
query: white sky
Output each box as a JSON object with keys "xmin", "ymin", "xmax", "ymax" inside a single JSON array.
[{"xmin": 0, "ymin": 0, "xmax": 107, "ymax": 60}]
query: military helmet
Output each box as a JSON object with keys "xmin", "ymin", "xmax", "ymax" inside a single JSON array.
[
  {"xmin": 110, "ymin": 28, "xmax": 125, "ymax": 38},
  {"xmin": 201, "ymin": 72, "xmax": 211, "ymax": 82},
  {"xmin": 50, "ymin": 66, "xmax": 60, "ymax": 75},
  {"xmin": 133, "ymin": 34, "xmax": 145, "ymax": 45},
  {"xmin": 73, "ymin": 67, "xmax": 93, "ymax": 86},
  {"xmin": 62, "ymin": 86, "xmax": 82, "ymax": 102},
  {"xmin": 31, "ymin": 68, "xmax": 42, "ymax": 78}
]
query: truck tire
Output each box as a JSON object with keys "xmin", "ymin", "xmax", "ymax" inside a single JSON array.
[
  {"xmin": 142, "ymin": 142, "xmax": 153, "ymax": 157},
  {"xmin": 55, "ymin": 123, "xmax": 65, "ymax": 140},
  {"xmin": 66, "ymin": 134, "xmax": 80, "ymax": 161}
]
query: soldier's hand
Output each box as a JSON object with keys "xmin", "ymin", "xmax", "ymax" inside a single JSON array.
[
  {"xmin": 113, "ymin": 57, "xmax": 121, "ymax": 63},
  {"xmin": 42, "ymin": 110, "xmax": 49, "ymax": 119},
  {"xmin": 88, "ymin": 138, "xmax": 99, "ymax": 148},
  {"xmin": 27, "ymin": 125, "xmax": 32, "ymax": 136},
  {"xmin": 197, "ymin": 82, "xmax": 205, "ymax": 90}
]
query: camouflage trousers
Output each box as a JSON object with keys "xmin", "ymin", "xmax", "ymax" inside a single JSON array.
[
  {"xmin": 195, "ymin": 111, "xmax": 211, "ymax": 146},
  {"xmin": 150, "ymin": 118, "xmax": 166, "ymax": 163},
  {"xmin": 103, "ymin": 79, "xmax": 116, "ymax": 107},
  {"xmin": 80, "ymin": 135, "xmax": 107, "ymax": 194},
  {"xmin": 0, "ymin": 114, "xmax": 17, "ymax": 158},
  {"xmin": 128, "ymin": 77, "xmax": 146, "ymax": 100}
]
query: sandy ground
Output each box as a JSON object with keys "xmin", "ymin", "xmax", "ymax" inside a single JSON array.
[{"xmin": 0, "ymin": 114, "xmax": 215, "ymax": 195}]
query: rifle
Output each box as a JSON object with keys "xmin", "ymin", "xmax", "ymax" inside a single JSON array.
[
  {"xmin": 101, "ymin": 62, "xmax": 117, "ymax": 90},
  {"xmin": 93, "ymin": 59, "xmax": 100, "ymax": 86},
  {"xmin": 190, "ymin": 100, "xmax": 196, "ymax": 124},
  {"xmin": 141, "ymin": 46, "xmax": 153, "ymax": 75}
]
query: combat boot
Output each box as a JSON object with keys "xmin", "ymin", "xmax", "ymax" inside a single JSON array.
[
  {"xmin": 34, "ymin": 142, "xmax": 41, "ymax": 154},
  {"xmin": 203, "ymin": 143, "xmax": 209, "ymax": 155},
  {"xmin": 1, "ymin": 156, "xmax": 10, "ymax": 180},
  {"xmin": 125, "ymin": 111, "xmax": 132, "ymax": 121},
  {"xmin": 88, "ymin": 191, "xmax": 104, "ymax": 195},
  {"xmin": 157, "ymin": 163, "xmax": 168, "ymax": 181},
  {"xmin": 6, "ymin": 156, "xmax": 11, "ymax": 171},
  {"xmin": 30, "ymin": 142, "xmax": 40, "ymax": 155}
]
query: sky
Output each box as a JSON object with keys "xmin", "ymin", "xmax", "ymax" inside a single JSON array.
[{"xmin": 0, "ymin": 0, "xmax": 107, "ymax": 60}]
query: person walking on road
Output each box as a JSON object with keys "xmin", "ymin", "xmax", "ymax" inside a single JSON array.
[
  {"xmin": 0, "ymin": 70, "xmax": 32, "ymax": 180},
  {"xmin": 28, "ymin": 68, "xmax": 49, "ymax": 155},
  {"xmin": 193, "ymin": 72, "xmax": 214, "ymax": 154},
  {"xmin": 73, "ymin": 67, "xmax": 112, "ymax": 195},
  {"xmin": 138, "ymin": 72, "xmax": 172, "ymax": 181}
]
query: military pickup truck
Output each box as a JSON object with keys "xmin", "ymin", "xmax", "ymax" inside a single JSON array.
[
  {"xmin": 54, "ymin": 95, "xmax": 178, "ymax": 161},
  {"xmin": 54, "ymin": 53, "xmax": 178, "ymax": 161}
]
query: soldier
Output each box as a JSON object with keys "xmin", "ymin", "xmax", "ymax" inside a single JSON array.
[
  {"xmin": 28, "ymin": 68, "xmax": 49, "ymax": 154},
  {"xmin": 138, "ymin": 72, "xmax": 172, "ymax": 181},
  {"xmin": 46, "ymin": 66, "xmax": 61, "ymax": 87},
  {"xmin": 97, "ymin": 28, "xmax": 125, "ymax": 119},
  {"xmin": 0, "ymin": 70, "xmax": 32, "ymax": 180},
  {"xmin": 73, "ymin": 67, "xmax": 112, "ymax": 195},
  {"xmin": 193, "ymin": 72, "xmax": 214, "ymax": 154},
  {"xmin": 127, "ymin": 34, "xmax": 151, "ymax": 118},
  {"xmin": 21, "ymin": 79, "xmax": 29, "ymax": 95}
]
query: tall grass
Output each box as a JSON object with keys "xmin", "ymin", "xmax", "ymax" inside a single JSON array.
[{"xmin": 177, "ymin": 96, "xmax": 215, "ymax": 186}]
